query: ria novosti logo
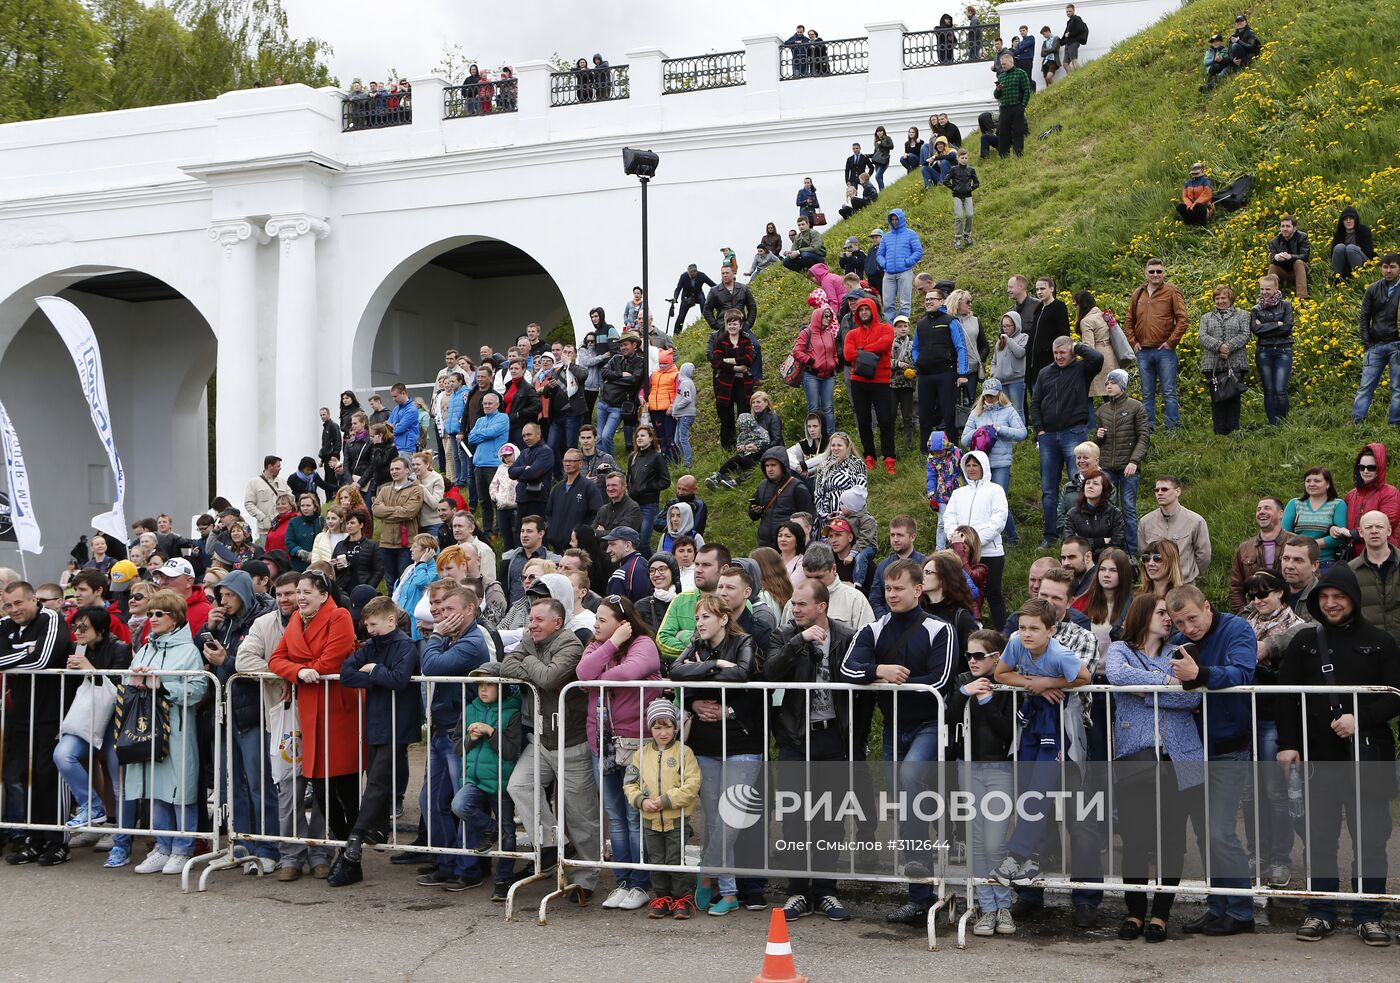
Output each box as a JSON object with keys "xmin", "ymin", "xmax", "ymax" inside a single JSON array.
[{"xmin": 717, "ymin": 783, "xmax": 765, "ymax": 830}]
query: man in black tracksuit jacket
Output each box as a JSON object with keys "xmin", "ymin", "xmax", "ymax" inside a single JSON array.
[
  {"xmin": 1031, "ymin": 340, "xmax": 1104, "ymax": 547},
  {"xmin": 0, "ymin": 584, "xmax": 74, "ymax": 861},
  {"xmin": 1276, "ymin": 563, "xmax": 1400, "ymax": 940}
]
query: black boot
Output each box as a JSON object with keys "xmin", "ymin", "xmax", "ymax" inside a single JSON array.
[{"xmin": 327, "ymin": 853, "xmax": 363, "ymax": 888}]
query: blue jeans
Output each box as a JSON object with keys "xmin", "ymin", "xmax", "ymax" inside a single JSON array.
[
  {"xmin": 53, "ymin": 731, "xmax": 118, "ymax": 818},
  {"xmin": 1135, "ymin": 347, "xmax": 1180, "ymax": 430},
  {"xmin": 1196, "ymin": 748, "xmax": 1255, "ymax": 920},
  {"xmin": 1001, "ymin": 381, "xmax": 1026, "ymax": 425},
  {"xmin": 592, "ymin": 751, "xmax": 649, "ymax": 891},
  {"xmin": 963, "ymin": 761, "xmax": 1014, "ymax": 911},
  {"xmin": 381, "ymin": 547, "xmax": 410, "ymax": 589},
  {"xmin": 801, "ymin": 372, "xmax": 836, "ymax": 437},
  {"xmin": 638, "ymin": 502, "xmax": 659, "ymax": 556},
  {"xmin": 1038, "ymin": 428, "xmax": 1087, "ymax": 542},
  {"xmin": 673, "ymin": 415, "xmax": 694, "ymax": 466},
  {"xmin": 1351, "ymin": 342, "xmax": 1400, "ymax": 424},
  {"xmin": 696, "ymin": 754, "xmax": 764, "ymax": 898},
  {"xmin": 597, "ymin": 401, "xmax": 623, "ymax": 451},
  {"xmin": 451, "ymin": 782, "xmax": 516, "ymax": 881},
  {"xmin": 990, "ymin": 464, "xmax": 1018, "ymax": 544},
  {"xmin": 1331, "ymin": 242, "xmax": 1369, "ymax": 277},
  {"xmin": 1102, "ymin": 467, "xmax": 1140, "ymax": 554},
  {"xmin": 115, "ymin": 796, "xmax": 199, "ymax": 856},
  {"xmin": 446, "ymin": 434, "xmax": 469, "ymax": 486},
  {"xmin": 224, "ymin": 723, "xmax": 280, "ymax": 860},
  {"xmin": 1244, "ymin": 720, "xmax": 1293, "ymax": 869},
  {"xmin": 546, "ymin": 417, "xmax": 571, "ymax": 479},
  {"xmin": 873, "ymin": 163, "xmax": 888, "ymax": 189},
  {"xmin": 882, "ymin": 269, "xmax": 914, "ymax": 323},
  {"xmin": 882, "ymin": 718, "xmax": 943, "ymax": 905},
  {"xmin": 1254, "ymin": 345, "xmax": 1292, "ymax": 424},
  {"xmin": 422, "ymin": 730, "xmax": 478, "ymax": 878}
]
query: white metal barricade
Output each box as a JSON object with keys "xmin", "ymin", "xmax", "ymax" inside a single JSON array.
[
  {"xmin": 0, "ymin": 667, "xmax": 224, "ymax": 892},
  {"xmin": 205, "ymin": 671, "xmax": 546, "ymax": 920},
  {"xmin": 951, "ymin": 683, "xmax": 1400, "ymax": 947},
  {"xmin": 548, "ymin": 678, "xmax": 955, "ymax": 947}
]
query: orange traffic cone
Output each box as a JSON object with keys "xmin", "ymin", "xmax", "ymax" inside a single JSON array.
[{"xmin": 753, "ymin": 908, "xmax": 809, "ymax": 983}]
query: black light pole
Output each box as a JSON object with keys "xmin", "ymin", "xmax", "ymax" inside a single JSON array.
[{"xmin": 622, "ymin": 147, "xmax": 660, "ymax": 381}]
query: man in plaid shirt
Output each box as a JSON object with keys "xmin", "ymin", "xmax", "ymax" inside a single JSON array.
[{"xmin": 994, "ymin": 52, "xmax": 1032, "ymax": 158}]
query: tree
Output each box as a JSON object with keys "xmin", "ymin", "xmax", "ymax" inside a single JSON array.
[{"xmin": 0, "ymin": 0, "xmax": 109, "ymax": 123}]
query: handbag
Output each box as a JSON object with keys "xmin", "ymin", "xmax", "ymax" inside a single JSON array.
[
  {"xmin": 114, "ymin": 683, "xmax": 172, "ymax": 766},
  {"xmin": 812, "ymin": 211, "xmax": 828, "ymax": 227},
  {"xmin": 780, "ymin": 353, "xmax": 804, "ymax": 388},
  {"xmin": 59, "ymin": 674, "xmax": 119, "ymax": 748},
  {"xmin": 1107, "ymin": 319, "xmax": 1136, "ymax": 365},
  {"xmin": 852, "ymin": 349, "xmax": 880, "ymax": 380},
  {"xmin": 1208, "ymin": 366, "xmax": 1245, "ymax": 403}
]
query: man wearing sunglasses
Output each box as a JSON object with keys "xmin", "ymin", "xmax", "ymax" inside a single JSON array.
[
  {"xmin": 1137, "ymin": 475, "xmax": 1212, "ymax": 586},
  {"xmin": 1227, "ymin": 497, "xmax": 1287, "ymax": 613}
]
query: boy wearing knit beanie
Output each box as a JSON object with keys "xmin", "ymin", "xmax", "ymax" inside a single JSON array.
[{"xmin": 624, "ymin": 698, "xmax": 702, "ymax": 918}]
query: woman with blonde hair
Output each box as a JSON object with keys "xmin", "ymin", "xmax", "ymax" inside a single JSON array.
[
  {"xmin": 310, "ymin": 506, "xmax": 347, "ymax": 567},
  {"xmin": 946, "ymin": 289, "xmax": 986, "ymax": 399},
  {"xmin": 1136, "ymin": 539, "xmax": 1184, "ymax": 598},
  {"xmin": 392, "ymin": 534, "xmax": 439, "ymax": 639},
  {"xmin": 960, "ymin": 377, "xmax": 1027, "ymax": 546},
  {"xmin": 812, "ymin": 431, "xmax": 867, "ymax": 522}
]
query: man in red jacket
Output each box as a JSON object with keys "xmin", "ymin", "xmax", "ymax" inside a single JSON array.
[
  {"xmin": 843, "ymin": 298, "xmax": 897, "ymax": 473},
  {"xmin": 153, "ymin": 557, "xmax": 211, "ymax": 636}
]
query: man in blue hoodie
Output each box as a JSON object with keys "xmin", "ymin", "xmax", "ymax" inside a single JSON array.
[
  {"xmin": 388, "ymin": 383, "xmax": 420, "ymax": 456},
  {"xmin": 876, "ymin": 209, "xmax": 924, "ymax": 324},
  {"xmin": 1166, "ymin": 584, "xmax": 1258, "ymax": 935},
  {"xmin": 418, "ymin": 582, "xmax": 492, "ymax": 889}
]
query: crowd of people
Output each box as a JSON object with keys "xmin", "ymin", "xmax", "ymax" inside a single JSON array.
[
  {"xmin": 344, "ymin": 79, "xmax": 413, "ymax": 128},
  {"xmin": 5, "ymin": 9, "xmax": 1400, "ymax": 947}
]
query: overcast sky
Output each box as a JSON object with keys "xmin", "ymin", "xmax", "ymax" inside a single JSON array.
[{"xmin": 277, "ymin": 0, "xmax": 959, "ymax": 82}]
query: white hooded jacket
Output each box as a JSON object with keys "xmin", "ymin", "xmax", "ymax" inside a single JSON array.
[{"xmin": 939, "ymin": 449, "xmax": 1008, "ymax": 557}]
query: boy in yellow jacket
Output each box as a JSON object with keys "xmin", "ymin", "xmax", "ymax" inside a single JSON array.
[{"xmin": 624, "ymin": 698, "xmax": 701, "ymax": 919}]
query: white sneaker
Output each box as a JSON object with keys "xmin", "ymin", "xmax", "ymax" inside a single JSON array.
[
  {"xmin": 243, "ymin": 856, "xmax": 276, "ymax": 875},
  {"xmin": 972, "ymin": 910, "xmax": 997, "ymax": 936},
  {"xmin": 601, "ymin": 886, "xmax": 629, "ymax": 909},
  {"xmin": 995, "ymin": 908, "xmax": 1016, "ymax": 935},
  {"xmin": 161, "ymin": 854, "xmax": 192, "ymax": 875},
  {"xmin": 68, "ymin": 831, "xmax": 100, "ymax": 849},
  {"xmin": 619, "ymin": 887, "xmax": 651, "ymax": 910},
  {"xmin": 134, "ymin": 851, "xmax": 172, "ymax": 874},
  {"xmin": 94, "ymin": 834, "xmax": 115, "ymax": 851}
]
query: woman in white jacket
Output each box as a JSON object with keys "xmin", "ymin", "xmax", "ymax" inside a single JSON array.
[{"xmin": 939, "ymin": 449, "xmax": 1008, "ymax": 627}]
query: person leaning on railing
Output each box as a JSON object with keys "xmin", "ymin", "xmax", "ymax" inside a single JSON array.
[{"xmin": 110, "ymin": 588, "xmax": 209, "ymax": 874}]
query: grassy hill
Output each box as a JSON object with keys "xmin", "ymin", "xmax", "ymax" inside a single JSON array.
[{"xmin": 669, "ymin": 0, "xmax": 1400, "ymax": 608}]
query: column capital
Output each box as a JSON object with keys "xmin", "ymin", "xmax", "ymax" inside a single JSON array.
[
  {"xmin": 264, "ymin": 216, "xmax": 331, "ymax": 251},
  {"xmin": 208, "ymin": 220, "xmax": 269, "ymax": 257}
]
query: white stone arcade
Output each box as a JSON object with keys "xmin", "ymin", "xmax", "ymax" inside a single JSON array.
[{"xmin": 0, "ymin": 2, "xmax": 1176, "ymax": 558}]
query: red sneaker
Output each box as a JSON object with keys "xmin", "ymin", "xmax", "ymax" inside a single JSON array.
[
  {"xmin": 649, "ymin": 895, "xmax": 674, "ymax": 919},
  {"xmin": 864, "ymin": 455, "xmax": 876, "ymax": 471},
  {"xmin": 884, "ymin": 457, "xmax": 897, "ymax": 475}
]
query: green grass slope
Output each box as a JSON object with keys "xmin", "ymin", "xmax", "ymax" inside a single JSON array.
[{"xmin": 671, "ymin": 0, "xmax": 1400, "ymax": 608}]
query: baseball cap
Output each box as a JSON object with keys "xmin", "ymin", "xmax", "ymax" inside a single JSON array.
[
  {"xmin": 156, "ymin": 557, "xmax": 195, "ymax": 580},
  {"xmin": 844, "ymin": 236, "xmax": 859, "ymax": 247},
  {"xmin": 823, "ymin": 517, "xmax": 854, "ymax": 536},
  {"xmin": 500, "ymin": 443, "xmax": 519, "ymax": 458},
  {"xmin": 869, "ymin": 228, "xmax": 884, "ymax": 237},
  {"xmin": 109, "ymin": 560, "xmax": 139, "ymax": 590},
  {"xmin": 602, "ymin": 526, "xmax": 642, "ymax": 546},
  {"xmin": 468, "ymin": 660, "xmax": 504, "ymax": 679}
]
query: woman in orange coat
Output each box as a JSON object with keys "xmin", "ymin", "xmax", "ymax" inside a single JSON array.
[{"xmin": 269, "ymin": 570, "xmax": 364, "ymax": 844}]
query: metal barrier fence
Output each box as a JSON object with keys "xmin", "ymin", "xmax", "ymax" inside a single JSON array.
[
  {"xmin": 550, "ymin": 65, "xmax": 630, "ymax": 107},
  {"xmin": 548, "ymin": 678, "xmax": 953, "ymax": 945},
  {"xmin": 0, "ymin": 667, "xmax": 223, "ymax": 893},
  {"xmin": 443, "ymin": 79, "xmax": 519, "ymax": 119},
  {"xmin": 341, "ymin": 94, "xmax": 413, "ymax": 132},
  {"xmin": 780, "ymin": 37, "xmax": 869, "ymax": 80},
  {"xmin": 902, "ymin": 24, "xmax": 1001, "ymax": 68},
  {"xmin": 662, "ymin": 51, "xmax": 746, "ymax": 94},
  {"xmin": 949, "ymin": 683, "xmax": 1400, "ymax": 948},
  {"xmin": 202, "ymin": 672, "xmax": 546, "ymax": 921}
]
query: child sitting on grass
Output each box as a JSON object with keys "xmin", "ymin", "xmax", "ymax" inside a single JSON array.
[
  {"xmin": 452, "ymin": 661, "xmax": 524, "ymax": 902},
  {"xmin": 624, "ymin": 698, "xmax": 701, "ymax": 919},
  {"xmin": 331, "ymin": 595, "xmax": 423, "ymax": 888}
]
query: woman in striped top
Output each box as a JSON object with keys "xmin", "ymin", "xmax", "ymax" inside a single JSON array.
[{"xmin": 1281, "ymin": 467, "xmax": 1348, "ymax": 566}]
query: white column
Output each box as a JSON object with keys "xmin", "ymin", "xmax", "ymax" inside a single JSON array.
[
  {"xmin": 740, "ymin": 35, "xmax": 781, "ymax": 120},
  {"xmin": 208, "ymin": 221, "xmax": 263, "ymax": 502},
  {"xmin": 265, "ymin": 215, "xmax": 330, "ymax": 466},
  {"xmin": 625, "ymin": 47, "xmax": 666, "ymax": 131},
  {"xmin": 865, "ymin": 21, "xmax": 909, "ymax": 108},
  {"xmin": 513, "ymin": 59, "xmax": 553, "ymax": 141}
]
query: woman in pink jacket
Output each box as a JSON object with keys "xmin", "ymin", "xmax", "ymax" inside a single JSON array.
[
  {"xmin": 807, "ymin": 262, "xmax": 846, "ymax": 309},
  {"xmin": 793, "ymin": 288, "xmax": 840, "ymax": 435},
  {"xmin": 576, "ymin": 596, "xmax": 664, "ymax": 910}
]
